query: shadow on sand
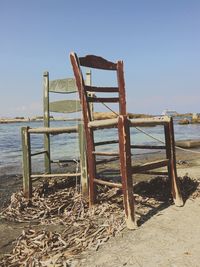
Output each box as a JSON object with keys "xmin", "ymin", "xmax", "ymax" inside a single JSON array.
[{"xmin": 97, "ymin": 171, "xmax": 200, "ymax": 226}]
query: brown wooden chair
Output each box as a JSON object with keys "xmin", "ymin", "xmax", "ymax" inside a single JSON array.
[{"xmin": 70, "ymin": 52, "xmax": 183, "ymax": 229}]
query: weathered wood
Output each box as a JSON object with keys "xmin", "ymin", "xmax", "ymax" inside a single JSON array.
[
  {"xmin": 94, "ymin": 140, "xmax": 119, "ymax": 146},
  {"xmin": 78, "ymin": 123, "xmax": 88, "ymax": 197},
  {"xmin": 93, "ymin": 112, "xmax": 118, "ymax": 120},
  {"xmin": 22, "ymin": 70, "xmax": 90, "ymax": 199},
  {"xmin": 117, "ymin": 61, "xmax": 126, "ymax": 115},
  {"xmin": 70, "ymin": 52, "xmax": 97, "ymax": 205},
  {"xmin": 86, "ymin": 70, "xmax": 94, "ymax": 120},
  {"xmin": 79, "ymin": 55, "xmax": 117, "ymax": 70},
  {"xmin": 132, "ymin": 159, "xmax": 169, "ymax": 173},
  {"xmin": 167, "ymin": 118, "xmax": 183, "ymax": 206},
  {"xmin": 71, "ymin": 53, "xmax": 137, "ymax": 228},
  {"xmin": 118, "ymin": 115, "xmax": 137, "ymax": 229},
  {"xmin": 85, "ymin": 128, "xmax": 97, "ymax": 206},
  {"xmin": 70, "ymin": 52, "xmax": 183, "ymax": 230},
  {"xmin": 88, "ymin": 97, "xmax": 120, "ymax": 103},
  {"xmin": 85, "ymin": 86, "xmax": 119, "ymax": 93},
  {"xmin": 88, "ymin": 118, "xmax": 118, "ymax": 129},
  {"xmin": 84, "ymin": 70, "xmax": 95, "ymax": 201},
  {"xmin": 28, "ymin": 126, "xmax": 78, "ymax": 134},
  {"xmin": 86, "ymin": 70, "xmax": 92, "ymax": 87},
  {"xmin": 92, "ymin": 151, "xmax": 119, "ymax": 156},
  {"xmin": 164, "ymin": 121, "xmax": 172, "ymax": 182},
  {"xmin": 43, "ymin": 72, "xmax": 51, "ymax": 174},
  {"xmin": 31, "ymin": 150, "xmax": 47, "ymax": 157},
  {"xmin": 131, "ymin": 145, "xmax": 166, "ymax": 149},
  {"xmin": 130, "ymin": 116, "xmax": 171, "ymax": 126},
  {"xmin": 139, "ymin": 171, "xmax": 168, "ymax": 175},
  {"xmin": 21, "ymin": 127, "xmax": 32, "ymax": 199},
  {"xmin": 43, "ymin": 71, "xmax": 85, "ymax": 180},
  {"xmin": 51, "ymin": 159, "xmax": 79, "ymax": 163},
  {"xmin": 94, "ymin": 178, "xmax": 122, "ymax": 188},
  {"xmin": 96, "ymin": 156, "xmax": 119, "ymax": 165},
  {"xmin": 49, "ymin": 100, "xmax": 82, "ymax": 113},
  {"xmin": 49, "ymin": 78, "xmax": 77, "ymax": 93},
  {"xmin": 31, "ymin": 173, "xmax": 81, "ymax": 178}
]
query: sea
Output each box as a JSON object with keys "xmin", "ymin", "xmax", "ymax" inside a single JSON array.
[{"xmin": 0, "ymin": 118, "xmax": 200, "ymax": 175}]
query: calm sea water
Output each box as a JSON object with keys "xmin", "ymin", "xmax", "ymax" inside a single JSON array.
[{"xmin": 0, "ymin": 118, "xmax": 200, "ymax": 175}]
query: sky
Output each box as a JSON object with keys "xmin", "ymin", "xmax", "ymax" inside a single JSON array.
[{"xmin": 0, "ymin": 0, "xmax": 200, "ymax": 117}]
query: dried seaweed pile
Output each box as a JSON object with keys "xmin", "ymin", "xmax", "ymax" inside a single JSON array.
[
  {"xmin": 1, "ymin": 176, "xmax": 200, "ymax": 267},
  {"xmin": 1, "ymin": 202, "xmax": 124, "ymax": 267},
  {"xmin": 134, "ymin": 176, "xmax": 200, "ymax": 202},
  {"xmin": 0, "ymin": 182, "xmax": 126, "ymax": 266}
]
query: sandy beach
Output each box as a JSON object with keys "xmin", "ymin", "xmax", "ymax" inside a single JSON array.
[
  {"xmin": 1, "ymin": 0, "xmax": 200, "ymax": 265},
  {"xmin": 0, "ymin": 148, "xmax": 200, "ymax": 266}
]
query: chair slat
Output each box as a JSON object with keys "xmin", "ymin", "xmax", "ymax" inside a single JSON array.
[
  {"xmin": 85, "ymin": 86, "xmax": 119, "ymax": 93},
  {"xmin": 132, "ymin": 159, "xmax": 169, "ymax": 173},
  {"xmin": 139, "ymin": 171, "xmax": 168, "ymax": 175},
  {"xmin": 131, "ymin": 145, "xmax": 166, "ymax": 149},
  {"xmin": 51, "ymin": 159, "xmax": 80, "ymax": 163},
  {"xmin": 49, "ymin": 100, "xmax": 81, "ymax": 113},
  {"xmin": 79, "ymin": 55, "xmax": 117, "ymax": 70},
  {"xmin": 94, "ymin": 178, "xmax": 122, "ymax": 188},
  {"xmin": 96, "ymin": 156, "xmax": 119, "ymax": 165},
  {"xmin": 31, "ymin": 173, "xmax": 81, "ymax": 178},
  {"xmin": 94, "ymin": 140, "xmax": 119, "ymax": 146},
  {"xmin": 88, "ymin": 97, "xmax": 119, "ymax": 103},
  {"xmin": 49, "ymin": 78, "xmax": 77, "ymax": 93},
  {"xmin": 93, "ymin": 151, "xmax": 119, "ymax": 156},
  {"xmin": 31, "ymin": 150, "xmax": 47, "ymax": 157}
]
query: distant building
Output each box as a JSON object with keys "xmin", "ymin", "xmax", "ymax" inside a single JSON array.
[{"xmin": 161, "ymin": 109, "xmax": 178, "ymax": 116}]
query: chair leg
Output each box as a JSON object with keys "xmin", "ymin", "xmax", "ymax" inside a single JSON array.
[
  {"xmin": 21, "ymin": 127, "xmax": 32, "ymax": 199},
  {"xmin": 78, "ymin": 123, "xmax": 88, "ymax": 197},
  {"xmin": 164, "ymin": 118, "xmax": 183, "ymax": 206},
  {"xmin": 44, "ymin": 133, "xmax": 51, "ymax": 174},
  {"xmin": 118, "ymin": 115, "xmax": 137, "ymax": 229},
  {"xmin": 86, "ymin": 129, "xmax": 97, "ymax": 206}
]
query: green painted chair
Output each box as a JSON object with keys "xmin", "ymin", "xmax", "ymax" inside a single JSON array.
[{"xmin": 21, "ymin": 71, "xmax": 91, "ymax": 198}]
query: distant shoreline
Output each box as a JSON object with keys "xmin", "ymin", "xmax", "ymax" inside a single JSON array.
[
  {"xmin": 0, "ymin": 117, "xmax": 80, "ymax": 124},
  {"xmin": 0, "ymin": 112, "xmax": 193, "ymax": 124}
]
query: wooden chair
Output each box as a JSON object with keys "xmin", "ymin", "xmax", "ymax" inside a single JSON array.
[
  {"xmin": 70, "ymin": 52, "xmax": 183, "ymax": 229},
  {"xmin": 21, "ymin": 71, "xmax": 91, "ymax": 198}
]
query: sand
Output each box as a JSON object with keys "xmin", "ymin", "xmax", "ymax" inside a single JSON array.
[
  {"xmin": 77, "ymin": 197, "xmax": 200, "ymax": 267},
  {"xmin": 0, "ymin": 148, "xmax": 200, "ymax": 266}
]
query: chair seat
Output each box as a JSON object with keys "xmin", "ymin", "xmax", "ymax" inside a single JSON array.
[
  {"xmin": 130, "ymin": 116, "xmax": 170, "ymax": 126},
  {"xmin": 88, "ymin": 118, "xmax": 118, "ymax": 129},
  {"xmin": 28, "ymin": 126, "xmax": 78, "ymax": 134},
  {"xmin": 88, "ymin": 116, "xmax": 171, "ymax": 130}
]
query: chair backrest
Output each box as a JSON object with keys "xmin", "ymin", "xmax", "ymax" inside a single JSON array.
[
  {"xmin": 42, "ymin": 71, "xmax": 91, "ymax": 174},
  {"xmin": 43, "ymin": 71, "xmax": 91, "ymax": 127},
  {"xmin": 70, "ymin": 53, "xmax": 127, "ymax": 126}
]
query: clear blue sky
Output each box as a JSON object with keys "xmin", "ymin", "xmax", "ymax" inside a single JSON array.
[{"xmin": 0, "ymin": 0, "xmax": 200, "ymax": 117}]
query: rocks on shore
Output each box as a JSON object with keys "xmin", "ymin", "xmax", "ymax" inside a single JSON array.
[
  {"xmin": 178, "ymin": 118, "xmax": 190, "ymax": 125},
  {"xmin": 0, "ymin": 116, "xmax": 68, "ymax": 124}
]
